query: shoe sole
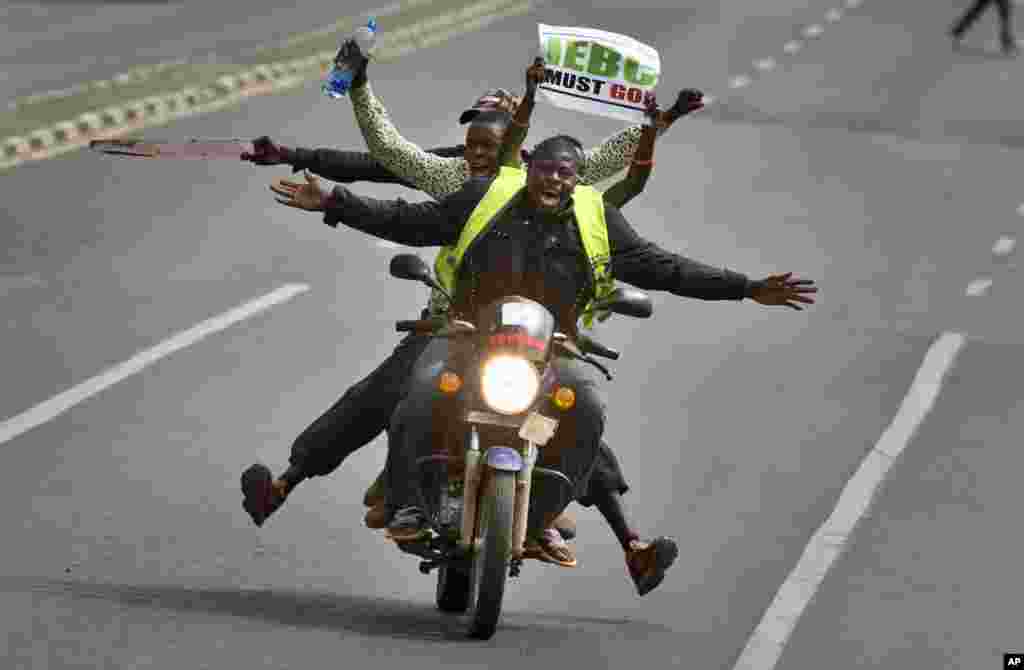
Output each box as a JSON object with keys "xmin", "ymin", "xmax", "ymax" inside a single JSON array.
[
  {"xmin": 386, "ymin": 528, "xmax": 432, "ymax": 543},
  {"xmin": 523, "ymin": 543, "xmax": 578, "ymax": 568}
]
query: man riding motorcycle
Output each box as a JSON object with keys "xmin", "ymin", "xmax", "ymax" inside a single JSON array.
[
  {"xmin": 242, "ymin": 57, "xmax": 704, "ymax": 586},
  {"xmin": 267, "ymin": 132, "xmax": 817, "ymax": 590}
]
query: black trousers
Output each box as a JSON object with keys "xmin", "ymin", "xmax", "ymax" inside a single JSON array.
[
  {"xmin": 386, "ymin": 337, "xmax": 609, "ymax": 534},
  {"xmin": 952, "ymin": 0, "xmax": 1014, "ymax": 41},
  {"xmin": 287, "ymin": 334, "xmax": 630, "ymax": 503}
]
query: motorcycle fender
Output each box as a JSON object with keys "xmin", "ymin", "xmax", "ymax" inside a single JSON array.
[{"xmin": 483, "ymin": 446, "xmax": 524, "ymax": 472}]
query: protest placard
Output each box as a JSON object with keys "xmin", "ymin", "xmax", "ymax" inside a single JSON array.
[{"xmin": 537, "ymin": 24, "xmax": 661, "ymax": 124}]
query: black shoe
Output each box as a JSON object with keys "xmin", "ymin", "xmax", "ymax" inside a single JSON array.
[
  {"xmin": 626, "ymin": 537, "xmax": 679, "ymax": 596},
  {"xmin": 241, "ymin": 463, "xmax": 284, "ymax": 527}
]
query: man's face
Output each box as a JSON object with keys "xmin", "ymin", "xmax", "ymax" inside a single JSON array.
[
  {"xmin": 526, "ymin": 147, "xmax": 580, "ymax": 211},
  {"xmin": 463, "ymin": 123, "xmax": 505, "ymax": 178}
]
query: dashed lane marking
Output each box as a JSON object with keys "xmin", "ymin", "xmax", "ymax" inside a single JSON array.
[{"xmin": 0, "ymin": 284, "xmax": 310, "ymax": 445}]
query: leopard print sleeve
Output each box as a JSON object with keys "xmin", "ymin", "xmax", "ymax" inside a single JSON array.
[
  {"xmin": 350, "ymin": 83, "xmax": 470, "ymax": 201},
  {"xmin": 578, "ymin": 124, "xmax": 644, "ymax": 186}
]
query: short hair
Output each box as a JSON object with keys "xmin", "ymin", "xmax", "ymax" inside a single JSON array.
[
  {"xmin": 530, "ymin": 134, "xmax": 585, "ymax": 164},
  {"xmin": 469, "ymin": 110, "xmax": 512, "ymax": 129}
]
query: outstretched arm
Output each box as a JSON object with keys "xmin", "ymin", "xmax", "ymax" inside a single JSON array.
[
  {"xmin": 268, "ymin": 171, "xmax": 482, "ymax": 247},
  {"xmin": 605, "ymin": 203, "xmax": 817, "ymax": 308},
  {"xmin": 242, "ymin": 135, "xmax": 466, "ymax": 187}
]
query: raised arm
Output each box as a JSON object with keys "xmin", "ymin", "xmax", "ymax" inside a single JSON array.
[
  {"xmin": 579, "ymin": 88, "xmax": 707, "ymax": 186},
  {"xmin": 348, "ymin": 71, "xmax": 469, "ymax": 200},
  {"xmin": 601, "ymin": 94, "xmax": 662, "ymax": 209},
  {"xmin": 497, "ymin": 58, "xmax": 545, "ymax": 169}
]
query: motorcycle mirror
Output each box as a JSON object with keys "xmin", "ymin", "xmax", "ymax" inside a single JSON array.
[
  {"xmin": 389, "ymin": 253, "xmax": 454, "ymax": 306},
  {"xmin": 389, "ymin": 254, "xmax": 432, "ymax": 282},
  {"xmin": 598, "ymin": 287, "xmax": 653, "ymax": 319}
]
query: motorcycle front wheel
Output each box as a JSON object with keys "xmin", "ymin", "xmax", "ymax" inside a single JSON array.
[{"xmin": 466, "ymin": 469, "xmax": 515, "ymax": 640}]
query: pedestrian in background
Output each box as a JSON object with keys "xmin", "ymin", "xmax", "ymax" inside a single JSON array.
[{"xmin": 950, "ymin": 0, "xmax": 1018, "ymax": 55}]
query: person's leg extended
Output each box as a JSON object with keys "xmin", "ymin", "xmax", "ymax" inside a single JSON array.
[
  {"xmin": 578, "ymin": 442, "xmax": 678, "ymax": 596},
  {"xmin": 241, "ymin": 334, "xmax": 430, "ymax": 526},
  {"xmin": 383, "ymin": 337, "xmax": 458, "ymax": 541}
]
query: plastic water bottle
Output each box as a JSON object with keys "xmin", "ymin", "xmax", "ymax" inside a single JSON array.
[{"xmin": 321, "ymin": 17, "xmax": 378, "ymax": 99}]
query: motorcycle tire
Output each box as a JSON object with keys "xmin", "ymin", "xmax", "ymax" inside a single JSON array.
[{"xmin": 466, "ymin": 469, "xmax": 515, "ymax": 640}]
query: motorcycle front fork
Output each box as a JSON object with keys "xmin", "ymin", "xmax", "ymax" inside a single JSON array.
[{"xmin": 458, "ymin": 424, "xmax": 538, "ymax": 564}]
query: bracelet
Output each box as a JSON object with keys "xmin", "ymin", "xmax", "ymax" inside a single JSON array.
[{"xmin": 631, "ymin": 158, "xmax": 654, "ymax": 167}]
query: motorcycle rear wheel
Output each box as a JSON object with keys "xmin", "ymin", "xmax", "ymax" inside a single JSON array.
[{"xmin": 466, "ymin": 469, "xmax": 515, "ymax": 640}]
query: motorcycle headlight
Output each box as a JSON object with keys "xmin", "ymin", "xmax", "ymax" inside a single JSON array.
[{"xmin": 479, "ymin": 354, "xmax": 541, "ymax": 415}]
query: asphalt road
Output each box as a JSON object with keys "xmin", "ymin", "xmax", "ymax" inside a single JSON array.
[
  {"xmin": 1, "ymin": 0, "xmax": 388, "ymax": 103},
  {"xmin": 3, "ymin": 1, "xmax": 1023, "ymax": 668}
]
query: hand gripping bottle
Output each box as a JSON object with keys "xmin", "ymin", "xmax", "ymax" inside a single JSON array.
[{"xmin": 321, "ymin": 17, "xmax": 378, "ymax": 99}]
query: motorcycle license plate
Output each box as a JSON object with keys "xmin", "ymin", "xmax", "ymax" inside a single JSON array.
[{"xmin": 518, "ymin": 412, "xmax": 558, "ymax": 446}]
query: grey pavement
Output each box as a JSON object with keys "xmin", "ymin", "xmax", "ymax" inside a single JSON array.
[
  {"xmin": 2, "ymin": 1, "xmax": 1024, "ymax": 668},
  {"xmin": 1, "ymin": 0, "xmax": 388, "ymax": 104}
]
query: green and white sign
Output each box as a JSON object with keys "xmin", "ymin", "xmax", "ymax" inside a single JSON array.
[{"xmin": 537, "ymin": 24, "xmax": 661, "ymax": 124}]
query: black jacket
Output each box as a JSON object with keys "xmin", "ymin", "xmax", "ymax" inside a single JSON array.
[
  {"xmin": 322, "ymin": 177, "xmax": 753, "ymax": 330},
  {"xmin": 288, "ymin": 144, "xmax": 465, "ymax": 187}
]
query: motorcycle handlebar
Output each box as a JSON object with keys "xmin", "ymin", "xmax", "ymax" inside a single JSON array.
[
  {"xmin": 575, "ymin": 333, "xmax": 620, "ymax": 361},
  {"xmin": 585, "ymin": 342, "xmax": 620, "ymax": 361}
]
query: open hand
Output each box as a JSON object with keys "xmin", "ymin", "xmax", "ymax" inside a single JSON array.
[
  {"xmin": 525, "ymin": 57, "xmax": 545, "ymax": 97},
  {"xmin": 270, "ymin": 170, "xmax": 327, "ymax": 211},
  {"xmin": 241, "ymin": 136, "xmax": 292, "ymax": 165},
  {"xmin": 749, "ymin": 273, "xmax": 817, "ymax": 310}
]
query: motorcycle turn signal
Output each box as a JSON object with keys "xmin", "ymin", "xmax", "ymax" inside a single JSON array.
[
  {"xmin": 551, "ymin": 386, "xmax": 576, "ymax": 411},
  {"xmin": 438, "ymin": 371, "xmax": 463, "ymax": 394}
]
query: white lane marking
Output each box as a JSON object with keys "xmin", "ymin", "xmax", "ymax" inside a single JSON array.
[
  {"xmin": 732, "ymin": 331, "xmax": 968, "ymax": 670},
  {"xmin": 803, "ymin": 24, "xmax": 824, "ymax": 38},
  {"xmin": 754, "ymin": 58, "xmax": 777, "ymax": 72},
  {"xmin": 992, "ymin": 236, "xmax": 1016, "ymax": 256},
  {"xmin": 0, "ymin": 284, "xmax": 310, "ymax": 445},
  {"xmin": 783, "ymin": 40, "xmax": 803, "ymax": 54},
  {"xmin": 965, "ymin": 277, "xmax": 993, "ymax": 296},
  {"xmin": 825, "ymin": 8, "xmax": 843, "ymax": 22},
  {"xmin": 730, "ymin": 75, "xmax": 752, "ymax": 88}
]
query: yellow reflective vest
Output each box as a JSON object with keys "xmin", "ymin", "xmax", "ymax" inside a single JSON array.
[{"xmin": 430, "ymin": 166, "xmax": 614, "ymax": 329}]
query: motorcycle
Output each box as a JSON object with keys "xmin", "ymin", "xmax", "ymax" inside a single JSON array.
[{"xmin": 384, "ymin": 253, "xmax": 653, "ymax": 640}]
